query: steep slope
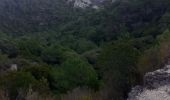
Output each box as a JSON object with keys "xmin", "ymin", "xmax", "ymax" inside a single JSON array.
[
  {"xmin": 0, "ymin": 0, "xmax": 75, "ymax": 33},
  {"xmin": 0, "ymin": 0, "xmax": 109, "ymax": 33}
]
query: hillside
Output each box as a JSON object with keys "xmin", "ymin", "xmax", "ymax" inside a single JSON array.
[{"xmin": 0, "ymin": 0, "xmax": 170, "ymax": 100}]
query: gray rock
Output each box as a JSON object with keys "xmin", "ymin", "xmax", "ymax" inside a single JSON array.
[
  {"xmin": 127, "ymin": 65, "xmax": 170, "ymax": 100},
  {"xmin": 68, "ymin": 0, "xmax": 92, "ymax": 8}
]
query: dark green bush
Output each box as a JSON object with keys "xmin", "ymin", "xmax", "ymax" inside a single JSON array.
[{"xmin": 49, "ymin": 58, "xmax": 99, "ymax": 93}]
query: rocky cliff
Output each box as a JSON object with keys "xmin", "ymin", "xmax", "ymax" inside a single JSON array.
[{"xmin": 128, "ymin": 65, "xmax": 170, "ymax": 100}]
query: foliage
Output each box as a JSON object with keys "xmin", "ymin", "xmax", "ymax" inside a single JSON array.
[
  {"xmin": 96, "ymin": 39, "xmax": 140, "ymax": 100},
  {"xmin": 137, "ymin": 29, "xmax": 170, "ymax": 78},
  {"xmin": 41, "ymin": 44, "xmax": 67, "ymax": 64},
  {"xmin": 0, "ymin": 0, "xmax": 170, "ymax": 99},
  {"xmin": 49, "ymin": 58, "xmax": 99, "ymax": 93},
  {"xmin": 137, "ymin": 46, "xmax": 161, "ymax": 77},
  {"xmin": 0, "ymin": 71, "xmax": 36, "ymax": 99},
  {"xmin": 16, "ymin": 37, "xmax": 44, "ymax": 59}
]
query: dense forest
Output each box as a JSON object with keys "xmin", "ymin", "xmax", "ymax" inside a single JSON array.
[{"xmin": 0, "ymin": 0, "xmax": 170, "ymax": 100}]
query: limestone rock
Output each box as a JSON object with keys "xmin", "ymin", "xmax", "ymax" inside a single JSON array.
[{"xmin": 128, "ymin": 65, "xmax": 170, "ymax": 100}]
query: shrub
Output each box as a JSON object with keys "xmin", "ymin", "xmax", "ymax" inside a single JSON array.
[
  {"xmin": 16, "ymin": 37, "xmax": 43, "ymax": 60},
  {"xmin": 22, "ymin": 64, "xmax": 51, "ymax": 80},
  {"xmin": 137, "ymin": 46, "xmax": 161, "ymax": 77},
  {"xmin": 41, "ymin": 45, "xmax": 65, "ymax": 64},
  {"xmin": 49, "ymin": 58, "xmax": 99, "ymax": 93},
  {"xmin": 137, "ymin": 29, "xmax": 170, "ymax": 77},
  {"xmin": 0, "ymin": 71, "xmax": 36, "ymax": 99}
]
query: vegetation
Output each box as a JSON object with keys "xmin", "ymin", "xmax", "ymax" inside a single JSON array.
[
  {"xmin": 0, "ymin": 0, "xmax": 170, "ymax": 100},
  {"xmin": 96, "ymin": 38, "xmax": 140, "ymax": 99}
]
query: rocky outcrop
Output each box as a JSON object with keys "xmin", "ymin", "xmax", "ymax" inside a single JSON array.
[
  {"xmin": 68, "ymin": 0, "xmax": 108, "ymax": 8},
  {"xmin": 128, "ymin": 65, "xmax": 170, "ymax": 100},
  {"xmin": 68, "ymin": 0, "xmax": 92, "ymax": 8}
]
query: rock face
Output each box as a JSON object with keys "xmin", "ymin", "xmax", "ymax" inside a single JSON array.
[
  {"xmin": 68, "ymin": 0, "xmax": 107, "ymax": 8},
  {"xmin": 10, "ymin": 64, "xmax": 18, "ymax": 71},
  {"xmin": 127, "ymin": 65, "xmax": 170, "ymax": 100},
  {"xmin": 68, "ymin": 0, "xmax": 92, "ymax": 8}
]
